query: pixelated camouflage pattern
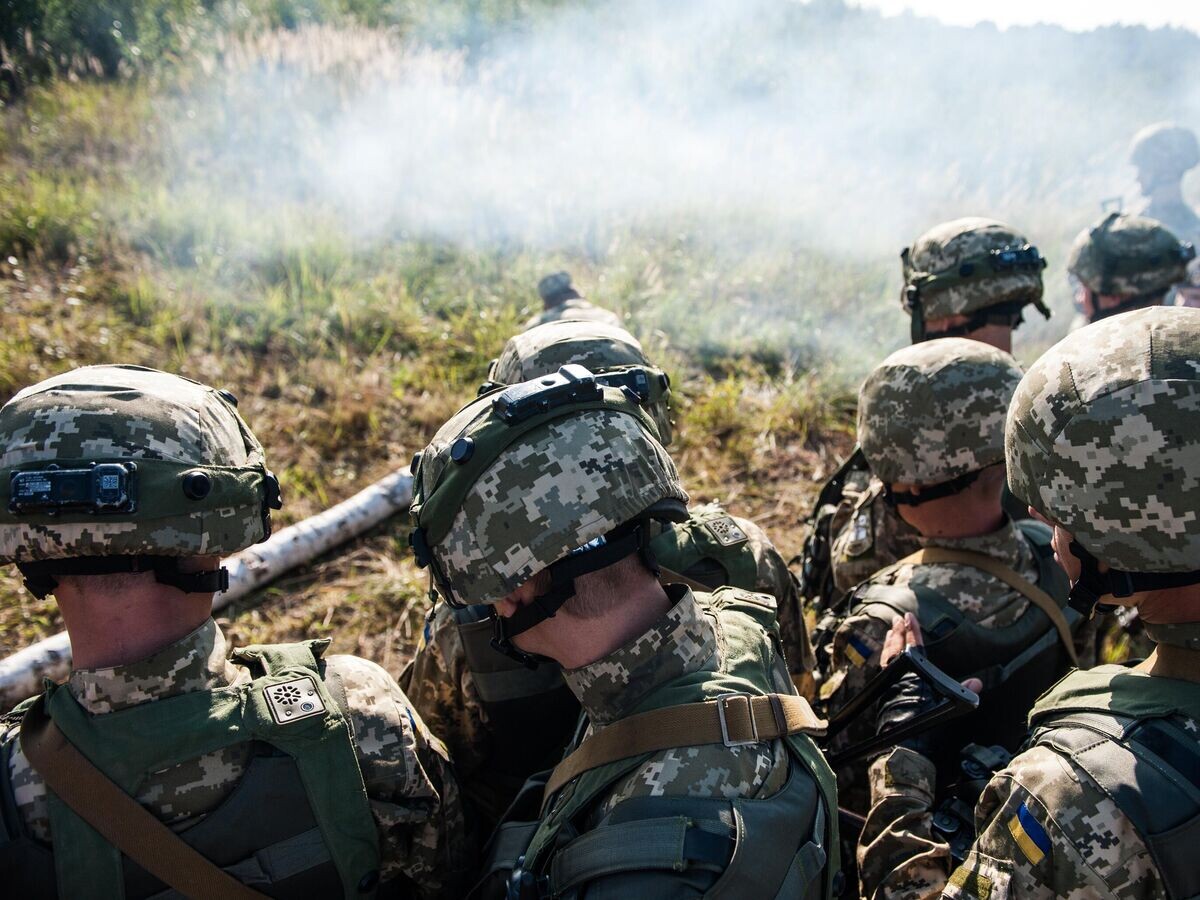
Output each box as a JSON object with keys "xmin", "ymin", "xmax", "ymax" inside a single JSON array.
[
  {"xmin": 430, "ymin": 408, "xmax": 688, "ymax": 605},
  {"xmin": 858, "ymin": 338, "xmax": 1023, "ymax": 484},
  {"xmin": 1006, "ymin": 307, "xmax": 1200, "ymax": 573},
  {"xmin": 822, "ymin": 520, "xmax": 1039, "ymax": 814},
  {"xmin": 1066, "ymin": 213, "xmax": 1190, "ymax": 297},
  {"xmin": 2, "ymin": 619, "xmax": 471, "ymax": 898},
  {"xmin": 828, "ymin": 473, "xmax": 923, "ymax": 595},
  {"xmin": 858, "ymin": 694, "xmax": 1193, "ymax": 899},
  {"xmin": 522, "ymin": 298, "xmax": 621, "ymax": 331},
  {"xmin": 1130, "ymin": 122, "xmax": 1200, "ymax": 178},
  {"xmin": 490, "ymin": 319, "xmax": 673, "ymax": 444},
  {"xmin": 0, "ymin": 365, "xmax": 271, "ymax": 563},
  {"xmin": 902, "ymin": 218, "xmax": 1045, "ymax": 320},
  {"xmin": 563, "ymin": 587, "xmax": 793, "ymax": 819}
]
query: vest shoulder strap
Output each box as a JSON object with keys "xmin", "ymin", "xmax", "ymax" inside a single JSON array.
[
  {"xmin": 19, "ymin": 696, "xmax": 268, "ymax": 900},
  {"xmin": 231, "ymin": 639, "xmax": 329, "ymax": 676},
  {"xmin": 892, "ymin": 547, "xmax": 1079, "ymax": 666},
  {"xmin": 1034, "ymin": 709, "xmax": 1200, "ymax": 899},
  {"xmin": 542, "ymin": 693, "xmax": 825, "ymax": 800}
]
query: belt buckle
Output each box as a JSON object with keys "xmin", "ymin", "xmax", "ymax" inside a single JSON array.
[{"xmin": 715, "ymin": 693, "xmax": 759, "ymax": 748}]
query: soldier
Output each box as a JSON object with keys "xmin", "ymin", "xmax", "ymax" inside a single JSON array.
[
  {"xmin": 402, "ymin": 320, "xmax": 815, "ymax": 834},
  {"xmin": 818, "ymin": 339, "xmax": 1079, "ymax": 833},
  {"xmin": 859, "ymin": 306, "xmax": 1200, "ymax": 899},
  {"xmin": 1068, "ymin": 210, "xmax": 1194, "ymax": 325},
  {"xmin": 407, "ymin": 367, "xmax": 839, "ymax": 897},
  {"xmin": 521, "ymin": 271, "xmax": 621, "ymax": 331},
  {"xmin": 798, "ymin": 219, "xmax": 1050, "ymax": 615},
  {"xmin": 0, "ymin": 365, "xmax": 469, "ymax": 899},
  {"xmin": 1130, "ymin": 121, "xmax": 1200, "ymax": 246}
]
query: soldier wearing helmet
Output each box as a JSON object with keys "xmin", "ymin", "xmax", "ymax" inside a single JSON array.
[
  {"xmin": 796, "ymin": 219, "xmax": 1049, "ymax": 619},
  {"xmin": 859, "ymin": 307, "xmax": 1200, "ymax": 899},
  {"xmin": 408, "ymin": 367, "xmax": 838, "ymax": 898},
  {"xmin": 402, "ymin": 321, "xmax": 817, "ymax": 831},
  {"xmin": 815, "ymin": 340, "xmax": 1079, "ymax": 887},
  {"xmin": 0, "ymin": 366, "xmax": 470, "ymax": 899},
  {"xmin": 521, "ymin": 271, "xmax": 620, "ymax": 331},
  {"xmin": 1130, "ymin": 121, "xmax": 1200, "ymax": 246},
  {"xmin": 1068, "ymin": 211, "xmax": 1195, "ymax": 324}
]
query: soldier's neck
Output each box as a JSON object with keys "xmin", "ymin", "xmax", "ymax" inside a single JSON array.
[
  {"xmin": 532, "ymin": 581, "xmax": 671, "ymax": 670},
  {"xmin": 1136, "ymin": 644, "xmax": 1200, "ymax": 683},
  {"xmin": 57, "ymin": 574, "xmax": 214, "ymax": 670}
]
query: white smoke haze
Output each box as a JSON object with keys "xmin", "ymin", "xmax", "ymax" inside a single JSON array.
[{"xmin": 163, "ymin": 0, "xmax": 1200, "ymax": 361}]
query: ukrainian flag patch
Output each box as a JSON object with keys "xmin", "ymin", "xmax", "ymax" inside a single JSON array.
[
  {"xmin": 1008, "ymin": 802, "xmax": 1050, "ymax": 865},
  {"xmin": 845, "ymin": 633, "xmax": 873, "ymax": 667}
]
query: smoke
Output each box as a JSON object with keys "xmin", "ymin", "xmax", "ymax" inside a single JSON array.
[{"xmin": 165, "ymin": 0, "xmax": 1200, "ymax": 355}]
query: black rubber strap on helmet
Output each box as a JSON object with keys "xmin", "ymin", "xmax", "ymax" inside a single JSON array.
[
  {"xmin": 490, "ymin": 525, "xmax": 655, "ymax": 668},
  {"xmin": 1067, "ymin": 540, "xmax": 1200, "ymax": 616},
  {"xmin": 883, "ymin": 469, "xmax": 982, "ymax": 508},
  {"xmin": 16, "ymin": 556, "xmax": 230, "ymax": 600}
]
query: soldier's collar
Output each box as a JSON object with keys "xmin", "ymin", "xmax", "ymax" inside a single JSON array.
[
  {"xmin": 918, "ymin": 516, "xmax": 1030, "ymax": 571},
  {"xmin": 562, "ymin": 586, "xmax": 717, "ymax": 726},
  {"xmin": 68, "ymin": 618, "xmax": 243, "ymax": 715}
]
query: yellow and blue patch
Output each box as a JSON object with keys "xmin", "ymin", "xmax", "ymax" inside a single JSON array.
[
  {"xmin": 845, "ymin": 633, "xmax": 873, "ymax": 667},
  {"xmin": 1008, "ymin": 802, "xmax": 1051, "ymax": 866}
]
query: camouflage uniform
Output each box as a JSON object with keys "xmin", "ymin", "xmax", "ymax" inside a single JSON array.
[
  {"xmin": 800, "ymin": 219, "xmax": 1047, "ymax": 613},
  {"xmin": 859, "ymin": 308, "xmax": 1200, "ymax": 899},
  {"xmin": 0, "ymin": 620, "xmax": 468, "ymax": 896},
  {"xmin": 521, "ymin": 272, "xmax": 620, "ymax": 331},
  {"xmin": 407, "ymin": 371, "xmax": 838, "ymax": 897},
  {"xmin": 1130, "ymin": 122, "xmax": 1200, "ymax": 245},
  {"xmin": 820, "ymin": 341, "xmax": 1079, "ymax": 816},
  {"xmin": 0, "ymin": 365, "xmax": 469, "ymax": 898}
]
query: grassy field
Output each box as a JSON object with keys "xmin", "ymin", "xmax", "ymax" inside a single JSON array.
[{"xmin": 0, "ymin": 66, "xmax": 862, "ymax": 673}]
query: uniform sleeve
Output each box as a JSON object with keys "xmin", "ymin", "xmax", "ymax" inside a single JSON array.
[
  {"xmin": 949, "ymin": 745, "xmax": 1163, "ymax": 899},
  {"xmin": 328, "ymin": 654, "xmax": 475, "ymax": 900},
  {"xmin": 398, "ymin": 603, "xmax": 491, "ymax": 779},
  {"xmin": 858, "ymin": 747, "xmax": 953, "ymax": 900}
]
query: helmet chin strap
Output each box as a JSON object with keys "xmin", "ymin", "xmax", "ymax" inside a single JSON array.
[
  {"xmin": 1068, "ymin": 540, "xmax": 1200, "ymax": 617},
  {"xmin": 16, "ymin": 556, "xmax": 230, "ymax": 601},
  {"xmin": 490, "ymin": 524, "xmax": 658, "ymax": 669}
]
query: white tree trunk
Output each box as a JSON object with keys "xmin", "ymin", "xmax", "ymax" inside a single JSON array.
[{"xmin": 0, "ymin": 470, "xmax": 414, "ymax": 707}]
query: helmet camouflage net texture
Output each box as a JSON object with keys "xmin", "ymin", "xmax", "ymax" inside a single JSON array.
[
  {"xmin": 858, "ymin": 337, "xmax": 1024, "ymax": 485},
  {"xmin": 1067, "ymin": 212, "xmax": 1193, "ymax": 298},
  {"xmin": 409, "ymin": 368, "xmax": 688, "ymax": 605},
  {"xmin": 1130, "ymin": 122, "xmax": 1200, "ymax": 180},
  {"xmin": 900, "ymin": 217, "xmax": 1048, "ymax": 324},
  {"xmin": 0, "ymin": 365, "xmax": 277, "ymax": 564},
  {"xmin": 487, "ymin": 320, "xmax": 674, "ymax": 444},
  {"xmin": 1006, "ymin": 307, "xmax": 1200, "ymax": 573}
]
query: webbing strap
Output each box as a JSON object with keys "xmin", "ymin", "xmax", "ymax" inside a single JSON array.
[
  {"xmin": 894, "ymin": 547, "xmax": 1079, "ymax": 667},
  {"xmin": 19, "ymin": 697, "xmax": 267, "ymax": 900},
  {"xmin": 656, "ymin": 564, "xmax": 714, "ymax": 593},
  {"xmin": 543, "ymin": 693, "xmax": 826, "ymax": 800}
]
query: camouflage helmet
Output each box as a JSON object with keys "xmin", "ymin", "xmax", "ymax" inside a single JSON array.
[
  {"xmin": 409, "ymin": 366, "xmax": 688, "ymax": 610},
  {"xmin": 537, "ymin": 271, "xmax": 581, "ymax": 308},
  {"xmin": 0, "ymin": 365, "xmax": 280, "ymax": 572},
  {"xmin": 484, "ymin": 320, "xmax": 674, "ymax": 444},
  {"xmin": 901, "ymin": 218, "xmax": 1049, "ymax": 342},
  {"xmin": 1067, "ymin": 212, "xmax": 1194, "ymax": 301},
  {"xmin": 858, "ymin": 337, "xmax": 1023, "ymax": 487},
  {"xmin": 1006, "ymin": 307, "xmax": 1200, "ymax": 578},
  {"xmin": 1130, "ymin": 122, "xmax": 1200, "ymax": 181}
]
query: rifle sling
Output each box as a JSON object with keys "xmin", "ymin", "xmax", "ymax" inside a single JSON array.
[
  {"xmin": 894, "ymin": 547, "xmax": 1079, "ymax": 667},
  {"xmin": 543, "ymin": 693, "xmax": 826, "ymax": 802},
  {"xmin": 19, "ymin": 696, "xmax": 268, "ymax": 900}
]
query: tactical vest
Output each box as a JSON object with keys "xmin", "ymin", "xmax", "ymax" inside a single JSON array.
[
  {"xmin": 1027, "ymin": 665, "xmax": 1200, "ymax": 900},
  {"xmin": 451, "ymin": 505, "xmax": 775, "ymax": 816},
  {"xmin": 494, "ymin": 589, "xmax": 839, "ymax": 900},
  {"xmin": 0, "ymin": 641, "xmax": 384, "ymax": 900},
  {"xmin": 838, "ymin": 520, "xmax": 1077, "ymax": 761}
]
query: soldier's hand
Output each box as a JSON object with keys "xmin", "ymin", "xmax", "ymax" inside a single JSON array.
[{"xmin": 880, "ymin": 612, "xmax": 923, "ymax": 668}]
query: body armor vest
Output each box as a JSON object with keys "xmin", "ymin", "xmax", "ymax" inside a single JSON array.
[
  {"xmin": 843, "ymin": 521, "xmax": 1076, "ymax": 762},
  {"xmin": 496, "ymin": 588, "xmax": 839, "ymax": 900},
  {"xmin": 1027, "ymin": 664, "xmax": 1200, "ymax": 900},
  {"xmin": 0, "ymin": 641, "xmax": 383, "ymax": 899}
]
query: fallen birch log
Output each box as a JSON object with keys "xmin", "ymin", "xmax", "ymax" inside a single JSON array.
[{"xmin": 0, "ymin": 469, "xmax": 414, "ymax": 707}]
